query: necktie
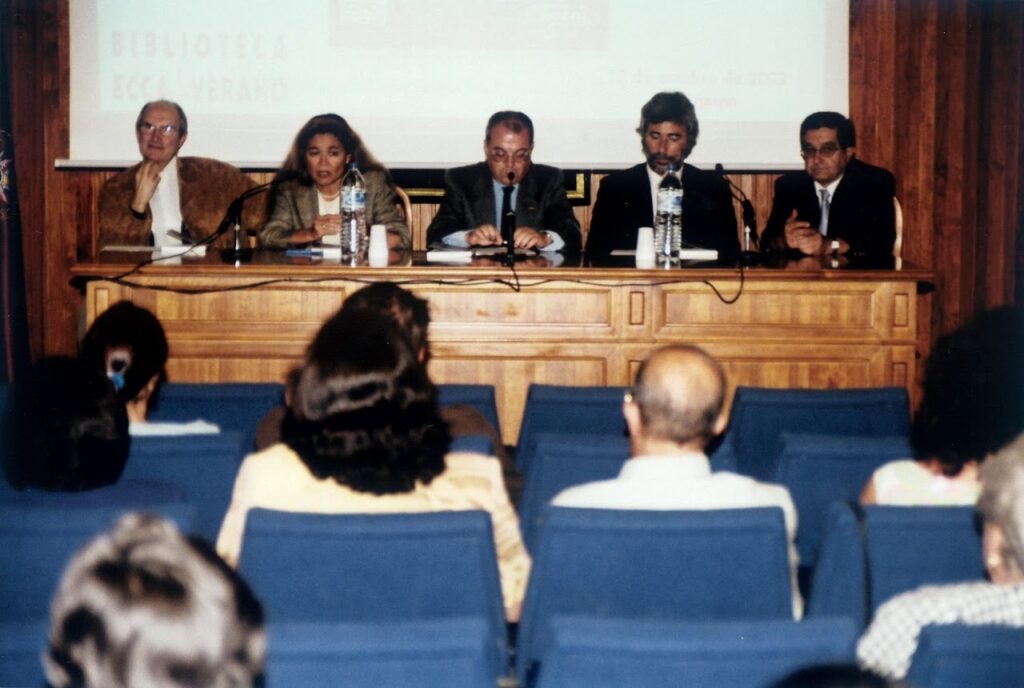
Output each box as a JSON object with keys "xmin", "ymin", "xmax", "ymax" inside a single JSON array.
[
  {"xmin": 501, "ymin": 184, "xmax": 514, "ymax": 245},
  {"xmin": 818, "ymin": 189, "xmax": 831, "ymax": 236}
]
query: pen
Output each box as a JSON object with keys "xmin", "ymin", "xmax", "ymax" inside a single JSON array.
[{"xmin": 285, "ymin": 248, "xmax": 324, "ymax": 257}]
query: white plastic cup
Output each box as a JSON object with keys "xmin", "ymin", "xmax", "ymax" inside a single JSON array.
[
  {"xmin": 368, "ymin": 223, "xmax": 389, "ymax": 267},
  {"xmin": 636, "ymin": 226, "xmax": 655, "ymax": 268}
]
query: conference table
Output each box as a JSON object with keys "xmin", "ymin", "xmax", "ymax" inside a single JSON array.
[{"xmin": 72, "ymin": 249, "xmax": 933, "ymax": 443}]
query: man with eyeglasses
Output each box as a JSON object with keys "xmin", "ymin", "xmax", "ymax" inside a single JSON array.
[
  {"xmin": 762, "ymin": 111, "xmax": 896, "ymax": 256},
  {"xmin": 426, "ymin": 110, "xmax": 581, "ymax": 252},
  {"xmin": 98, "ymin": 99, "xmax": 260, "ymax": 249},
  {"xmin": 585, "ymin": 91, "xmax": 740, "ymax": 260}
]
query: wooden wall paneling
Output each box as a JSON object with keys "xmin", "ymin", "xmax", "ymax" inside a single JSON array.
[
  {"xmin": 977, "ymin": 0, "xmax": 1023, "ymax": 307},
  {"xmin": 9, "ymin": 0, "xmax": 48, "ymax": 359}
]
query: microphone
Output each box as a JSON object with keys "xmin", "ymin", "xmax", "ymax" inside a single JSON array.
[
  {"xmin": 213, "ymin": 171, "xmax": 301, "ymax": 263},
  {"xmin": 715, "ymin": 163, "xmax": 759, "ymax": 261},
  {"xmin": 503, "ymin": 171, "xmax": 517, "ymax": 265}
]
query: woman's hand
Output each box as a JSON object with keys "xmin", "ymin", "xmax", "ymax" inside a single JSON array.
[{"xmin": 313, "ymin": 214, "xmax": 341, "ymax": 239}]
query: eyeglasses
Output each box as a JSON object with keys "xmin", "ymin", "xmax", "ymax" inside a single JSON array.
[
  {"xmin": 800, "ymin": 143, "xmax": 842, "ymax": 160},
  {"xmin": 489, "ymin": 148, "xmax": 531, "ymax": 163},
  {"xmin": 138, "ymin": 122, "xmax": 181, "ymax": 137}
]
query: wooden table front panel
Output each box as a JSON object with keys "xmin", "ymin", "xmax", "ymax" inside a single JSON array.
[{"xmin": 79, "ymin": 264, "xmax": 927, "ymax": 443}]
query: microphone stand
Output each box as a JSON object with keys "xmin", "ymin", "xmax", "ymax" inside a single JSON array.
[
  {"xmin": 715, "ymin": 163, "xmax": 760, "ymax": 266},
  {"xmin": 503, "ymin": 171, "xmax": 517, "ymax": 267},
  {"xmin": 215, "ymin": 181, "xmax": 276, "ymax": 264}
]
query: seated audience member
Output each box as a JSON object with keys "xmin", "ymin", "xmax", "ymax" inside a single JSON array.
[
  {"xmin": 253, "ymin": 281, "xmax": 522, "ymax": 503},
  {"xmin": 552, "ymin": 344, "xmax": 802, "ymax": 618},
  {"xmin": 216, "ymin": 308, "xmax": 530, "ymax": 620},
  {"xmin": 258, "ymin": 113, "xmax": 409, "ymax": 250},
  {"xmin": 426, "ymin": 110, "xmax": 582, "ymax": 253},
  {"xmin": 79, "ymin": 300, "xmax": 217, "ymax": 435},
  {"xmin": 771, "ymin": 664, "xmax": 895, "ymax": 688},
  {"xmin": 3, "ymin": 356, "xmax": 129, "ymax": 491},
  {"xmin": 857, "ymin": 431, "xmax": 1024, "ymax": 680},
  {"xmin": 98, "ymin": 99, "xmax": 262, "ymax": 249},
  {"xmin": 44, "ymin": 513, "xmax": 265, "ymax": 688},
  {"xmin": 585, "ymin": 91, "xmax": 740, "ymax": 259},
  {"xmin": 762, "ymin": 112, "xmax": 896, "ymax": 257},
  {"xmin": 861, "ymin": 306, "xmax": 1024, "ymax": 505}
]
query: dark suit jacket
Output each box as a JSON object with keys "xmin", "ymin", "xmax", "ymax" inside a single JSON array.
[
  {"xmin": 585, "ymin": 163, "xmax": 740, "ymax": 258},
  {"xmin": 762, "ymin": 157, "xmax": 896, "ymax": 255},
  {"xmin": 426, "ymin": 162, "xmax": 582, "ymax": 253}
]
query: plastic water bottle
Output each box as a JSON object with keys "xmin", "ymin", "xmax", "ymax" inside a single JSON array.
[
  {"xmin": 653, "ymin": 164, "xmax": 683, "ymax": 261},
  {"xmin": 340, "ymin": 162, "xmax": 367, "ymax": 261}
]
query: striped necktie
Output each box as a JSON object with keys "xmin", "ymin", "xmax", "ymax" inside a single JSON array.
[{"xmin": 818, "ymin": 189, "xmax": 831, "ymax": 236}]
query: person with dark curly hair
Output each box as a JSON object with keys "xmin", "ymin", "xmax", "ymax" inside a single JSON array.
[
  {"xmin": 216, "ymin": 308, "xmax": 530, "ymax": 620},
  {"xmin": 861, "ymin": 306, "xmax": 1024, "ymax": 505},
  {"xmin": 3, "ymin": 356, "xmax": 130, "ymax": 491},
  {"xmin": 79, "ymin": 301, "xmax": 169, "ymax": 423}
]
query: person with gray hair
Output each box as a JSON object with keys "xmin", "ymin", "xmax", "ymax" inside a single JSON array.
[
  {"xmin": 552, "ymin": 344, "xmax": 801, "ymax": 618},
  {"xmin": 585, "ymin": 91, "xmax": 740, "ymax": 258},
  {"xmin": 98, "ymin": 99, "xmax": 263, "ymax": 249},
  {"xmin": 858, "ymin": 431, "xmax": 1024, "ymax": 680},
  {"xmin": 44, "ymin": 513, "xmax": 265, "ymax": 688}
]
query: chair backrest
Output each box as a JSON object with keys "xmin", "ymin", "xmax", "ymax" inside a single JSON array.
[
  {"xmin": 237, "ymin": 509, "xmax": 508, "ymax": 677},
  {"xmin": 119, "ymin": 431, "xmax": 248, "ymax": 540},
  {"xmin": 149, "ymin": 382, "xmax": 285, "ymax": 449},
  {"xmin": 393, "ymin": 184, "xmax": 416, "ymax": 244},
  {"xmin": 774, "ymin": 433, "xmax": 911, "ymax": 569},
  {"xmin": 437, "ymin": 383, "xmax": 502, "ymax": 440},
  {"xmin": 516, "ymin": 433, "xmax": 629, "ymax": 552},
  {"xmin": 907, "ymin": 624, "xmax": 1024, "ymax": 688},
  {"xmin": 266, "ymin": 618, "xmax": 498, "ymax": 688},
  {"xmin": 808, "ymin": 503, "xmax": 984, "ymax": 628},
  {"xmin": 535, "ymin": 616, "xmax": 858, "ymax": 688},
  {"xmin": 0, "ymin": 482, "xmax": 194, "ymax": 622},
  {"xmin": 725, "ymin": 386, "xmax": 910, "ymax": 481},
  {"xmin": 0, "ymin": 620, "xmax": 49, "ymax": 688},
  {"xmin": 517, "ymin": 506, "xmax": 793, "ymax": 678},
  {"xmin": 516, "ymin": 384, "xmax": 628, "ymax": 472}
]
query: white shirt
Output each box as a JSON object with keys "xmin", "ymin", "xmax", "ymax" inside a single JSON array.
[
  {"xmin": 553, "ymin": 451, "xmax": 802, "ymax": 618},
  {"xmin": 317, "ymin": 190, "xmax": 342, "ymax": 246},
  {"xmin": 858, "ymin": 581, "xmax": 1024, "ymax": 680},
  {"xmin": 149, "ymin": 157, "xmax": 184, "ymax": 247}
]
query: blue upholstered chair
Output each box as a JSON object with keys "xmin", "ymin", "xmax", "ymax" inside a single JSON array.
[
  {"xmin": 516, "ymin": 385, "xmax": 628, "ymax": 472},
  {"xmin": 149, "ymin": 382, "xmax": 285, "ymax": 449},
  {"xmin": 449, "ymin": 434, "xmax": 495, "ymax": 456},
  {"xmin": 725, "ymin": 386, "xmax": 910, "ymax": 481},
  {"xmin": 437, "ymin": 384, "xmax": 502, "ymax": 441},
  {"xmin": 907, "ymin": 624, "xmax": 1024, "ymax": 688},
  {"xmin": 773, "ymin": 433, "xmax": 911, "ymax": 575},
  {"xmin": 119, "ymin": 431, "xmax": 248, "ymax": 540},
  {"xmin": 0, "ymin": 482, "xmax": 194, "ymax": 622},
  {"xmin": 517, "ymin": 507, "xmax": 794, "ymax": 679},
  {"xmin": 516, "ymin": 433, "xmax": 629, "ymax": 552},
  {"xmin": 0, "ymin": 620, "xmax": 49, "ymax": 688},
  {"xmin": 237, "ymin": 509, "xmax": 508, "ymax": 678},
  {"xmin": 267, "ymin": 618, "xmax": 498, "ymax": 688},
  {"xmin": 808, "ymin": 503, "xmax": 984, "ymax": 628},
  {"xmin": 534, "ymin": 616, "xmax": 858, "ymax": 688}
]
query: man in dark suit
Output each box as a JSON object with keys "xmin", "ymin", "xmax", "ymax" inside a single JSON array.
[
  {"xmin": 762, "ymin": 111, "xmax": 896, "ymax": 256},
  {"xmin": 426, "ymin": 111, "xmax": 581, "ymax": 253},
  {"xmin": 585, "ymin": 92, "xmax": 739, "ymax": 259}
]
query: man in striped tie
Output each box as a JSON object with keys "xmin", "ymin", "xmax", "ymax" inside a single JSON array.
[{"xmin": 762, "ymin": 112, "xmax": 896, "ymax": 257}]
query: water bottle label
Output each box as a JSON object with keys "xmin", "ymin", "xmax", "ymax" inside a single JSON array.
[
  {"xmin": 657, "ymin": 189, "xmax": 683, "ymax": 212},
  {"xmin": 342, "ymin": 188, "xmax": 366, "ymax": 210}
]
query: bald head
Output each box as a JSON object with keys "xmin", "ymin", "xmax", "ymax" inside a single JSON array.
[{"xmin": 630, "ymin": 344, "xmax": 727, "ymax": 449}]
